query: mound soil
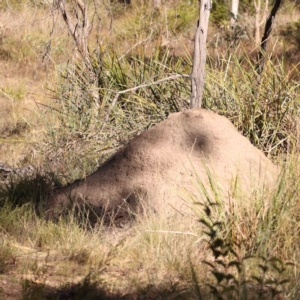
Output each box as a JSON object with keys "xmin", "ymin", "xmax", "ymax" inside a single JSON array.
[{"xmin": 48, "ymin": 109, "xmax": 278, "ymax": 224}]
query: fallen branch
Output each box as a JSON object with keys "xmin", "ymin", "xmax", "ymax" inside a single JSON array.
[
  {"xmin": 117, "ymin": 32, "xmax": 153, "ymax": 62},
  {"xmin": 102, "ymin": 73, "xmax": 190, "ymax": 129},
  {"xmin": 145, "ymin": 230, "xmax": 198, "ymax": 236}
]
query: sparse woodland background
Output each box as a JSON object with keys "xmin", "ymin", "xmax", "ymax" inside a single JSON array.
[{"xmin": 0, "ymin": 0, "xmax": 300, "ymax": 299}]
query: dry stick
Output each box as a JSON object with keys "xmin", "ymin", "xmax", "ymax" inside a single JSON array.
[
  {"xmin": 99, "ymin": 0, "xmax": 114, "ymax": 32},
  {"xmin": 145, "ymin": 230, "xmax": 198, "ymax": 236},
  {"xmin": 57, "ymin": 1, "xmax": 77, "ymax": 45},
  {"xmin": 42, "ymin": 2, "xmax": 57, "ymax": 64},
  {"xmin": 117, "ymin": 33, "xmax": 153, "ymax": 62},
  {"xmin": 76, "ymin": 0, "xmax": 85, "ymax": 13},
  {"xmin": 102, "ymin": 74, "xmax": 191, "ymax": 130},
  {"xmin": 256, "ymin": 0, "xmax": 283, "ymax": 76}
]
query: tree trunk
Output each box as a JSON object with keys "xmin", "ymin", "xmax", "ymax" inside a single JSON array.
[
  {"xmin": 153, "ymin": 0, "xmax": 161, "ymax": 9},
  {"xmin": 254, "ymin": 0, "xmax": 269, "ymax": 45},
  {"xmin": 190, "ymin": 0, "xmax": 212, "ymax": 109},
  {"xmin": 254, "ymin": 0, "xmax": 261, "ymax": 43},
  {"xmin": 231, "ymin": 0, "xmax": 239, "ymax": 28},
  {"xmin": 256, "ymin": 0, "xmax": 282, "ymax": 75}
]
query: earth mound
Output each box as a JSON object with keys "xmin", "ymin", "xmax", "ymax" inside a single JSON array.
[{"xmin": 48, "ymin": 109, "xmax": 278, "ymax": 224}]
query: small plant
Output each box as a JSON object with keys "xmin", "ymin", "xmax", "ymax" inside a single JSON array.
[
  {"xmin": 190, "ymin": 167, "xmax": 297, "ymax": 300},
  {"xmin": 210, "ymin": 0, "xmax": 230, "ymax": 26},
  {"xmin": 199, "ymin": 207, "xmax": 292, "ymax": 299}
]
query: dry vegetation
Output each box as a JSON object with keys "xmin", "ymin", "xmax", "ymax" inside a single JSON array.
[{"xmin": 0, "ymin": 0, "xmax": 300, "ymax": 299}]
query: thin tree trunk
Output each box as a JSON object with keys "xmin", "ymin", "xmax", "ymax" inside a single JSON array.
[
  {"xmin": 254, "ymin": 0, "xmax": 269, "ymax": 45},
  {"xmin": 256, "ymin": 0, "xmax": 282, "ymax": 75},
  {"xmin": 231, "ymin": 0, "xmax": 239, "ymax": 28},
  {"xmin": 254, "ymin": 0, "xmax": 261, "ymax": 43},
  {"xmin": 56, "ymin": 0, "xmax": 100, "ymax": 102},
  {"xmin": 153, "ymin": 0, "xmax": 161, "ymax": 9},
  {"xmin": 190, "ymin": 0, "xmax": 212, "ymax": 109},
  {"xmin": 57, "ymin": 0, "xmax": 92, "ymax": 75}
]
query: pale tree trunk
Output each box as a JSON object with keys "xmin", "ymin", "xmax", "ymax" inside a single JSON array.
[
  {"xmin": 254, "ymin": 0, "xmax": 261, "ymax": 43},
  {"xmin": 190, "ymin": 0, "xmax": 212, "ymax": 109},
  {"xmin": 254, "ymin": 0, "xmax": 269, "ymax": 44},
  {"xmin": 230, "ymin": 0, "xmax": 239, "ymax": 28},
  {"xmin": 153, "ymin": 0, "xmax": 161, "ymax": 9}
]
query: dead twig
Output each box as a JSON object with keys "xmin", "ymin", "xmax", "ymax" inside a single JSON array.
[
  {"xmin": 102, "ymin": 73, "xmax": 190, "ymax": 130},
  {"xmin": 117, "ymin": 32, "xmax": 153, "ymax": 62}
]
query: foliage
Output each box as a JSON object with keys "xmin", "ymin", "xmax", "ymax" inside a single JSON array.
[
  {"xmin": 189, "ymin": 160, "xmax": 299, "ymax": 299},
  {"xmin": 167, "ymin": 1, "xmax": 199, "ymax": 32},
  {"xmin": 211, "ymin": 0, "xmax": 231, "ymax": 26},
  {"xmin": 202, "ymin": 221, "xmax": 292, "ymax": 299}
]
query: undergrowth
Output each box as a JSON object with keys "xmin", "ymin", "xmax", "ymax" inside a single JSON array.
[
  {"xmin": 41, "ymin": 47, "xmax": 191, "ymax": 182},
  {"xmin": 0, "ymin": 156, "xmax": 300, "ymax": 299},
  {"xmin": 195, "ymin": 161, "xmax": 300, "ymax": 299},
  {"xmin": 1, "ymin": 1, "xmax": 300, "ymax": 299}
]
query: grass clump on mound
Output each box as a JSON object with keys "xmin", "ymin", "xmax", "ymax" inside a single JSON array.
[{"xmin": 189, "ymin": 157, "xmax": 300, "ymax": 299}]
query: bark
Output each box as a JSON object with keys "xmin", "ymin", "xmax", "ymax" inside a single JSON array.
[{"xmin": 190, "ymin": 0, "xmax": 212, "ymax": 109}]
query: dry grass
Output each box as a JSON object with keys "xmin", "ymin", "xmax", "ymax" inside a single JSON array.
[
  {"xmin": 1, "ymin": 1, "xmax": 300, "ymax": 299},
  {"xmin": 0, "ymin": 202, "xmax": 206, "ymax": 298},
  {"xmin": 0, "ymin": 158, "xmax": 300, "ymax": 298}
]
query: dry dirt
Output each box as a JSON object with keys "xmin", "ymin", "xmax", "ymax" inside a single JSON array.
[{"xmin": 48, "ymin": 109, "xmax": 279, "ymax": 224}]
